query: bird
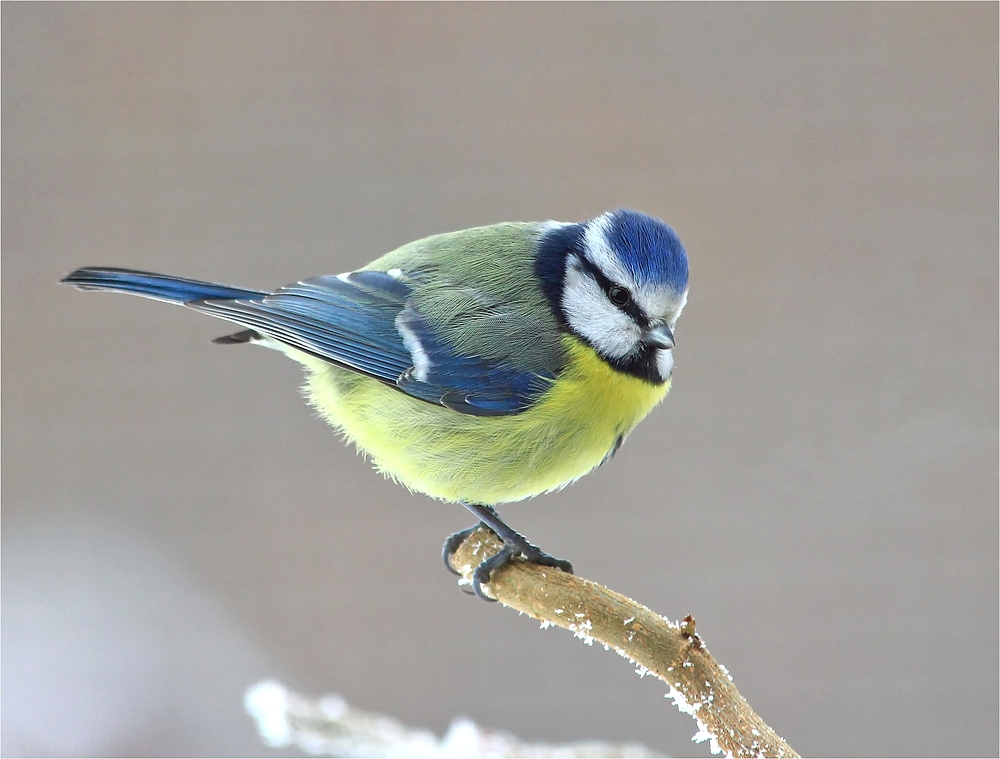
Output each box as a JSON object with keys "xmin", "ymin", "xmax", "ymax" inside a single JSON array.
[{"xmin": 61, "ymin": 209, "xmax": 689, "ymax": 600}]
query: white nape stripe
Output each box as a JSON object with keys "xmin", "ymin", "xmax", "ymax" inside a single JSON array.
[
  {"xmin": 336, "ymin": 272, "xmax": 352, "ymax": 284},
  {"xmin": 395, "ymin": 315, "xmax": 431, "ymax": 381},
  {"xmin": 539, "ymin": 220, "xmax": 573, "ymax": 235},
  {"xmin": 562, "ymin": 259, "xmax": 640, "ymax": 359}
]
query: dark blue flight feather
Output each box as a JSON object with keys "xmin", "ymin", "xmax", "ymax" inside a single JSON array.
[
  {"xmin": 60, "ymin": 267, "xmax": 267, "ymax": 303},
  {"xmin": 61, "ymin": 266, "xmax": 552, "ymax": 417}
]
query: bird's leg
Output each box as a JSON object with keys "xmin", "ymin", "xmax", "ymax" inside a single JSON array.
[
  {"xmin": 445, "ymin": 502, "xmax": 573, "ymax": 601},
  {"xmin": 463, "ymin": 503, "xmax": 574, "ymax": 575}
]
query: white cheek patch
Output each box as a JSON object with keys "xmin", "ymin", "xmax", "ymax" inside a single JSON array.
[
  {"xmin": 562, "ymin": 263, "xmax": 640, "ymax": 359},
  {"xmin": 656, "ymin": 348, "xmax": 675, "ymax": 380}
]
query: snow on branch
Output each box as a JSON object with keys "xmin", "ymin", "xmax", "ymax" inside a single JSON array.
[
  {"xmin": 449, "ymin": 528, "xmax": 799, "ymax": 758},
  {"xmin": 244, "ymin": 679, "xmax": 661, "ymax": 758}
]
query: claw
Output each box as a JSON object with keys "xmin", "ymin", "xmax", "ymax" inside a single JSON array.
[
  {"xmin": 471, "ymin": 544, "xmax": 517, "ymax": 601},
  {"xmin": 518, "ymin": 544, "xmax": 574, "ymax": 575},
  {"xmin": 446, "ymin": 503, "xmax": 575, "ymax": 602},
  {"xmin": 442, "ymin": 524, "xmax": 481, "ymax": 576}
]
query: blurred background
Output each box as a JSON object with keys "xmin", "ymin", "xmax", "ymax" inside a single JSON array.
[{"xmin": 3, "ymin": 4, "xmax": 997, "ymax": 757}]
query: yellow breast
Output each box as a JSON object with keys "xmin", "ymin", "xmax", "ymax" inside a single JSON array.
[{"xmin": 295, "ymin": 336, "xmax": 670, "ymax": 505}]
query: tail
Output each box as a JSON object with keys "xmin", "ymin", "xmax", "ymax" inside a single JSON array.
[{"xmin": 60, "ymin": 267, "xmax": 266, "ymax": 305}]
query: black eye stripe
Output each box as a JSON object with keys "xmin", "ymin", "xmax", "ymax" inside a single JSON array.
[{"xmin": 573, "ymin": 254, "xmax": 649, "ymax": 326}]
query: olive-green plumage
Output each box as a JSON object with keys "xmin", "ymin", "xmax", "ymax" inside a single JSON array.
[
  {"xmin": 61, "ymin": 209, "xmax": 688, "ymax": 598},
  {"xmin": 282, "ymin": 222, "xmax": 671, "ymax": 505},
  {"xmin": 364, "ymin": 223, "xmax": 564, "ymax": 375},
  {"xmin": 60, "ymin": 212, "xmax": 687, "ymax": 511}
]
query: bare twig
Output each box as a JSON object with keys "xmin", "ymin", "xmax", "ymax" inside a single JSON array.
[
  {"xmin": 449, "ymin": 528, "xmax": 798, "ymax": 758},
  {"xmin": 244, "ymin": 680, "xmax": 661, "ymax": 757}
]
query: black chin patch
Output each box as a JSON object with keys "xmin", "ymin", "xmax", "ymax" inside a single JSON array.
[{"xmin": 606, "ymin": 345, "xmax": 666, "ymax": 385}]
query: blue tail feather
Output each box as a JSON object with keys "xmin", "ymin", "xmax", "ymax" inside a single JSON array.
[{"xmin": 60, "ymin": 267, "xmax": 266, "ymax": 304}]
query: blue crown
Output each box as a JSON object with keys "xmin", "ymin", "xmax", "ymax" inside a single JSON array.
[{"xmin": 604, "ymin": 210, "xmax": 688, "ymax": 294}]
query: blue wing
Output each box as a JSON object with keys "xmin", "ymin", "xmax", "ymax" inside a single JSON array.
[
  {"xmin": 195, "ymin": 271, "xmax": 414, "ymax": 382},
  {"xmin": 192, "ymin": 270, "xmax": 552, "ymax": 416},
  {"xmin": 394, "ymin": 305, "xmax": 554, "ymax": 415}
]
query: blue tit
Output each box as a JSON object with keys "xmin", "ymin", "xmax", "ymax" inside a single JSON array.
[{"xmin": 61, "ymin": 209, "xmax": 689, "ymax": 599}]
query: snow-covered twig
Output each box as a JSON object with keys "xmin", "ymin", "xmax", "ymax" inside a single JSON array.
[
  {"xmin": 244, "ymin": 680, "xmax": 661, "ymax": 758},
  {"xmin": 449, "ymin": 528, "xmax": 798, "ymax": 758}
]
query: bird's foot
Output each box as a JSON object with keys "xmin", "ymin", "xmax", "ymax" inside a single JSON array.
[
  {"xmin": 470, "ymin": 534, "xmax": 574, "ymax": 601},
  {"xmin": 470, "ymin": 538, "xmax": 574, "ymax": 601},
  {"xmin": 445, "ymin": 507, "xmax": 574, "ymax": 602},
  {"xmin": 514, "ymin": 537, "xmax": 574, "ymax": 576}
]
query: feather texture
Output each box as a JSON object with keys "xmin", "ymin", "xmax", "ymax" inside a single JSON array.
[
  {"xmin": 61, "ymin": 224, "xmax": 567, "ymax": 418},
  {"xmin": 297, "ymin": 336, "xmax": 669, "ymax": 504},
  {"xmin": 61, "ymin": 212, "xmax": 684, "ymax": 504}
]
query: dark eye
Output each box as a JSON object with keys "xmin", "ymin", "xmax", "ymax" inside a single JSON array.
[{"xmin": 608, "ymin": 286, "xmax": 631, "ymax": 307}]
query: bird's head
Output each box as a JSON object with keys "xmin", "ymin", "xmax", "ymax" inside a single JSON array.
[{"xmin": 536, "ymin": 209, "xmax": 689, "ymax": 383}]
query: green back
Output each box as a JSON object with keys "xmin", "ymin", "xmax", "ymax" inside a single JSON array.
[{"xmin": 364, "ymin": 222, "xmax": 566, "ymax": 376}]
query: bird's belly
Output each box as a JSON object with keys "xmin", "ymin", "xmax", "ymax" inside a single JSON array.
[{"xmin": 295, "ymin": 338, "xmax": 670, "ymax": 505}]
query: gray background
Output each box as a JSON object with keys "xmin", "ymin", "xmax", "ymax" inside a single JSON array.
[{"xmin": 3, "ymin": 4, "xmax": 997, "ymax": 757}]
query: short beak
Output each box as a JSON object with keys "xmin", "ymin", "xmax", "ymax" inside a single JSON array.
[{"xmin": 643, "ymin": 324, "xmax": 675, "ymax": 350}]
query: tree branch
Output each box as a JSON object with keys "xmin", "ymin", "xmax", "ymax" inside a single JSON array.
[{"xmin": 449, "ymin": 528, "xmax": 798, "ymax": 758}]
